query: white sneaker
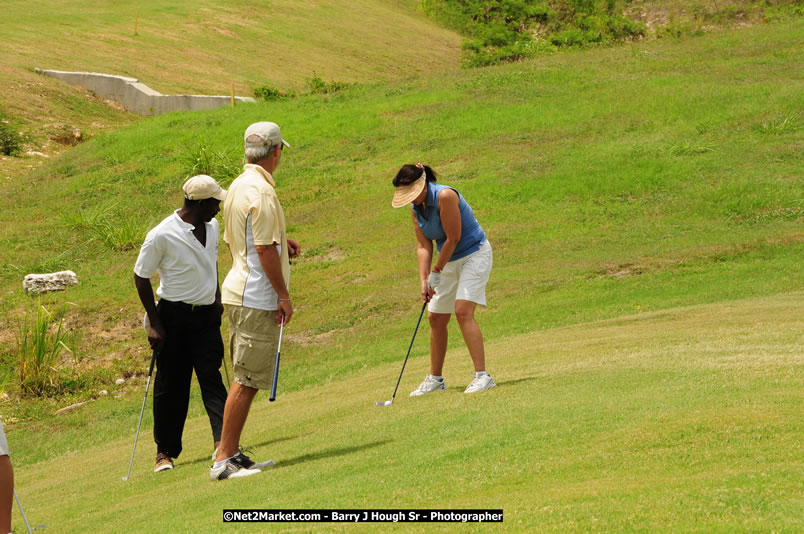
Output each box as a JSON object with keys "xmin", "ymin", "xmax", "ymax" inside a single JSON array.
[
  {"xmin": 210, "ymin": 458, "xmax": 262, "ymax": 481},
  {"xmin": 410, "ymin": 376, "xmax": 446, "ymax": 397},
  {"xmin": 464, "ymin": 374, "xmax": 496, "ymax": 393}
]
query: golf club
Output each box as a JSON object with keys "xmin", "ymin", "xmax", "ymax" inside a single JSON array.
[
  {"xmin": 376, "ymin": 298, "xmax": 429, "ymax": 407},
  {"xmin": 122, "ymin": 346, "xmax": 157, "ymax": 481},
  {"xmin": 14, "ymin": 489, "xmax": 34, "ymax": 534},
  {"xmin": 269, "ymin": 261, "xmax": 291, "ymax": 402}
]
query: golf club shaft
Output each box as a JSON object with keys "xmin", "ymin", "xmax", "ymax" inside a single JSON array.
[
  {"xmin": 390, "ymin": 299, "xmax": 428, "ymax": 401},
  {"xmin": 269, "ymin": 318, "xmax": 284, "ymax": 402},
  {"xmin": 269, "ymin": 261, "xmax": 291, "ymax": 402},
  {"xmin": 222, "ymin": 352, "xmax": 231, "ymax": 392},
  {"xmin": 124, "ymin": 348, "xmax": 157, "ymax": 480},
  {"xmin": 14, "ymin": 489, "xmax": 33, "ymax": 534}
]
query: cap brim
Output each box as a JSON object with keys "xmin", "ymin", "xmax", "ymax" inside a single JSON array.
[
  {"xmin": 213, "ymin": 189, "xmax": 227, "ymax": 201},
  {"xmin": 391, "ymin": 178, "xmax": 426, "ymax": 208}
]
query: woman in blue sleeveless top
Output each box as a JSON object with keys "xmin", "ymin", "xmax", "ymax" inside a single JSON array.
[{"xmin": 392, "ymin": 163, "xmax": 496, "ymax": 396}]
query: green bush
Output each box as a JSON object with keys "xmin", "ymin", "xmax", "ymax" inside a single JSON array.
[
  {"xmin": 253, "ymin": 84, "xmax": 296, "ymax": 101},
  {"xmin": 0, "ymin": 112, "xmax": 26, "ymax": 156},
  {"xmin": 423, "ymin": 0, "xmax": 647, "ymax": 65},
  {"xmin": 307, "ymin": 74, "xmax": 352, "ymax": 95}
]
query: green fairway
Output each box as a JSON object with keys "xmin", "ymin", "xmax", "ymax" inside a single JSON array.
[
  {"xmin": 10, "ymin": 293, "xmax": 804, "ymax": 532},
  {"xmin": 0, "ymin": 10, "xmax": 802, "ymax": 534}
]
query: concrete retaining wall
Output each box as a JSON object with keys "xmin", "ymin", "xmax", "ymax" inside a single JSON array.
[{"xmin": 37, "ymin": 69, "xmax": 256, "ymax": 116}]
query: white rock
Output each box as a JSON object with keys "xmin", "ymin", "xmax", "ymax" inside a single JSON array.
[
  {"xmin": 99, "ymin": 390, "xmax": 109, "ymax": 395},
  {"xmin": 115, "ymin": 378, "xmax": 125, "ymax": 385},
  {"xmin": 26, "ymin": 151, "xmax": 49, "ymax": 158},
  {"xmin": 23, "ymin": 270, "xmax": 78, "ymax": 294}
]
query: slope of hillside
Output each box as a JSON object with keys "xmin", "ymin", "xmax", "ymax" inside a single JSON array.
[
  {"xmin": 0, "ymin": 0, "xmax": 461, "ymax": 116},
  {"xmin": 1, "ymin": 18, "xmax": 801, "ymax": 419},
  {"xmin": 0, "ymin": 0, "xmax": 462, "ymax": 180}
]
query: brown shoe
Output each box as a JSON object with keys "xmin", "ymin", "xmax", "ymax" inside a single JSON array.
[{"xmin": 154, "ymin": 452, "xmax": 174, "ymax": 473}]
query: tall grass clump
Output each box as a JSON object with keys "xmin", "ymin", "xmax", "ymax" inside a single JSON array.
[
  {"xmin": 16, "ymin": 303, "xmax": 72, "ymax": 397},
  {"xmin": 61, "ymin": 206, "xmax": 146, "ymax": 251},
  {"xmin": 0, "ymin": 112, "xmax": 27, "ymax": 156},
  {"xmin": 181, "ymin": 138, "xmax": 241, "ymax": 184}
]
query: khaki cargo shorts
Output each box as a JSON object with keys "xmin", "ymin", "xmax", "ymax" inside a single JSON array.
[{"xmin": 227, "ymin": 305, "xmax": 280, "ymax": 390}]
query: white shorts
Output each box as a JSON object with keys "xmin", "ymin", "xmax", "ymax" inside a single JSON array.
[
  {"xmin": 0, "ymin": 419, "xmax": 8, "ymax": 456},
  {"xmin": 429, "ymin": 240, "xmax": 492, "ymax": 314}
]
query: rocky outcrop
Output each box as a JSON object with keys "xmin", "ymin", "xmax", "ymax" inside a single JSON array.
[{"xmin": 23, "ymin": 270, "xmax": 79, "ymax": 294}]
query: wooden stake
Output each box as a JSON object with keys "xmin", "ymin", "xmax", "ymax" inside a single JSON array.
[
  {"xmin": 231, "ymin": 83, "xmax": 235, "ymax": 108},
  {"xmin": 134, "ymin": 15, "xmax": 139, "ymax": 36}
]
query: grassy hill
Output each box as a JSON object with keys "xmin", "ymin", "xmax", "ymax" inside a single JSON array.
[
  {"xmin": 0, "ymin": 0, "xmax": 461, "ymax": 180},
  {"xmin": 0, "ymin": 12, "xmax": 802, "ymax": 534}
]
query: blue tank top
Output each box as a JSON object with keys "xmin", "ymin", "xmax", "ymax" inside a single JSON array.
[{"xmin": 414, "ymin": 183, "xmax": 486, "ymax": 261}]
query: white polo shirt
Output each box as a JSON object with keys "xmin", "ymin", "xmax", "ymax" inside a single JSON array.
[
  {"xmin": 222, "ymin": 164, "xmax": 289, "ymax": 311},
  {"xmin": 134, "ymin": 211, "xmax": 219, "ymax": 305}
]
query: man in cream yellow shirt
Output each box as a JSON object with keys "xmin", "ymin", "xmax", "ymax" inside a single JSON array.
[{"xmin": 211, "ymin": 121, "xmax": 300, "ymax": 481}]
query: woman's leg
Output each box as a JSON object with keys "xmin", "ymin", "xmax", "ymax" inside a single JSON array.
[
  {"xmin": 428, "ymin": 312, "xmax": 451, "ymax": 376},
  {"xmin": 454, "ymin": 300, "xmax": 485, "ymax": 372}
]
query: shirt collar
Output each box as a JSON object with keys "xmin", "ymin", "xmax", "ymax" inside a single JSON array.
[
  {"xmin": 244, "ymin": 164, "xmax": 276, "ymax": 187},
  {"xmin": 172, "ymin": 210, "xmax": 196, "ymax": 232}
]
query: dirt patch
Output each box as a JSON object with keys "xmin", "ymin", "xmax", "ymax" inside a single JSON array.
[{"xmin": 287, "ymin": 327, "xmax": 354, "ymax": 347}]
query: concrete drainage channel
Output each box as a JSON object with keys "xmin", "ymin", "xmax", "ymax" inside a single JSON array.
[{"xmin": 36, "ymin": 69, "xmax": 256, "ymax": 116}]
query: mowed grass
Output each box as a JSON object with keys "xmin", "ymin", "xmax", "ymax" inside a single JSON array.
[{"xmin": 10, "ymin": 292, "xmax": 804, "ymax": 533}]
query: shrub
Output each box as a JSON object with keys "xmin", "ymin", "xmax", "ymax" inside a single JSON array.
[
  {"xmin": 307, "ymin": 74, "xmax": 352, "ymax": 95},
  {"xmin": 16, "ymin": 303, "xmax": 72, "ymax": 397},
  {"xmin": 423, "ymin": 0, "xmax": 647, "ymax": 65},
  {"xmin": 0, "ymin": 113, "xmax": 26, "ymax": 156},
  {"xmin": 253, "ymin": 84, "xmax": 296, "ymax": 101}
]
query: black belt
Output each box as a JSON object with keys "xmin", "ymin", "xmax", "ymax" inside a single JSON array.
[{"xmin": 160, "ymin": 299, "xmax": 216, "ymax": 312}]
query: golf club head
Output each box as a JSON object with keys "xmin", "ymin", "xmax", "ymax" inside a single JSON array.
[{"xmin": 376, "ymin": 400, "xmax": 393, "ymax": 407}]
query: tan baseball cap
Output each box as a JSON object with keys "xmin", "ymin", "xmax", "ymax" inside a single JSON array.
[
  {"xmin": 244, "ymin": 121, "xmax": 291, "ymax": 149},
  {"xmin": 182, "ymin": 175, "xmax": 227, "ymax": 201},
  {"xmin": 391, "ymin": 172, "xmax": 426, "ymax": 208}
]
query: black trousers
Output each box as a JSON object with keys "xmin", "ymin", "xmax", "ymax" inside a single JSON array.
[{"xmin": 153, "ymin": 299, "xmax": 228, "ymax": 459}]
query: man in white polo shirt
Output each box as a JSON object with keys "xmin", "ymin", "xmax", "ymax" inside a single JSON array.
[
  {"xmin": 210, "ymin": 121, "xmax": 300, "ymax": 481},
  {"xmin": 134, "ymin": 175, "xmax": 230, "ymax": 474}
]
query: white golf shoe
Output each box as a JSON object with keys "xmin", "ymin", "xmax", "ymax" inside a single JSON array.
[
  {"xmin": 210, "ymin": 458, "xmax": 261, "ymax": 481},
  {"xmin": 410, "ymin": 376, "xmax": 446, "ymax": 397},
  {"xmin": 464, "ymin": 373, "xmax": 496, "ymax": 394}
]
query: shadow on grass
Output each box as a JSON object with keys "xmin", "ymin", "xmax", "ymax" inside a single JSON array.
[
  {"xmin": 185, "ymin": 434, "xmax": 303, "ymax": 466},
  {"xmin": 275, "ymin": 440, "xmax": 392, "ymax": 470},
  {"xmin": 448, "ymin": 376, "xmax": 539, "ymax": 391},
  {"xmin": 495, "ymin": 376, "xmax": 539, "ymax": 388}
]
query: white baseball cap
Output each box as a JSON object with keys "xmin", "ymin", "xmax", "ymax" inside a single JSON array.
[
  {"xmin": 244, "ymin": 121, "xmax": 290, "ymax": 149},
  {"xmin": 182, "ymin": 175, "xmax": 227, "ymax": 201}
]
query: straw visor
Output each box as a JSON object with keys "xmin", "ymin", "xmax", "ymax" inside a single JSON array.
[{"xmin": 391, "ymin": 172, "xmax": 427, "ymax": 208}]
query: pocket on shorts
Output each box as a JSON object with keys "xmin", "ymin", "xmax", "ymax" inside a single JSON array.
[{"xmin": 232, "ymin": 332, "xmax": 275, "ymax": 387}]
